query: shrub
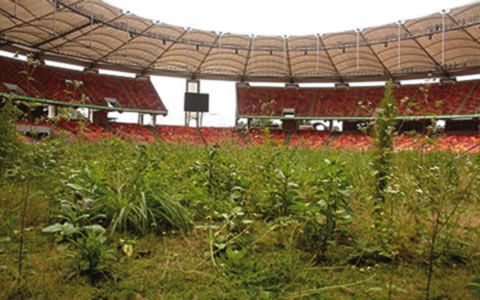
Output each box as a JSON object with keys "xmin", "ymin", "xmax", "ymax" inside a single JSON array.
[
  {"xmin": 263, "ymin": 167, "xmax": 299, "ymax": 219},
  {"xmin": 0, "ymin": 97, "xmax": 20, "ymax": 174},
  {"xmin": 410, "ymin": 153, "xmax": 475, "ymax": 299},
  {"xmin": 293, "ymin": 159, "xmax": 353, "ymax": 259},
  {"xmin": 191, "ymin": 145, "xmax": 245, "ymax": 212},
  {"xmin": 371, "ymin": 81, "xmax": 397, "ymax": 250},
  {"xmin": 42, "ymin": 198, "xmax": 106, "ymax": 241},
  {"xmin": 67, "ymin": 229, "xmax": 116, "ymax": 284},
  {"xmin": 42, "ymin": 198, "xmax": 115, "ymax": 284}
]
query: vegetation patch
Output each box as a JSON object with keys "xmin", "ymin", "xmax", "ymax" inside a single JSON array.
[{"xmin": 0, "ymin": 85, "xmax": 479, "ymax": 299}]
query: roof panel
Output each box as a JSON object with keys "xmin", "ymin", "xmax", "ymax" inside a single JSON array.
[{"xmin": 1, "ymin": 0, "xmax": 480, "ymax": 82}]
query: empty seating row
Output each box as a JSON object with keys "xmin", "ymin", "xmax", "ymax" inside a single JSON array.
[
  {"xmin": 15, "ymin": 118, "xmax": 480, "ymax": 152},
  {"xmin": 109, "ymin": 123, "xmax": 157, "ymax": 142},
  {"xmin": 237, "ymin": 82, "xmax": 480, "ymax": 118},
  {"xmin": 0, "ymin": 56, "xmax": 166, "ymax": 112}
]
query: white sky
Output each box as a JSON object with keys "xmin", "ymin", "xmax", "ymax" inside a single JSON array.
[
  {"xmin": 103, "ymin": 0, "xmax": 474, "ymax": 127},
  {"xmin": 107, "ymin": 0, "xmax": 475, "ymax": 36}
]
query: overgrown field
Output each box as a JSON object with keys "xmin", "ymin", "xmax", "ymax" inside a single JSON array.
[{"xmin": 0, "ymin": 135, "xmax": 479, "ymax": 299}]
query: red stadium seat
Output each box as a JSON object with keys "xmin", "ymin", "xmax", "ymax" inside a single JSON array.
[
  {"xmin": 237, "ymin": 82, "xmax": 478, "ymax": 118},
  {"xmin": 110, "ymin": 123, "xmax": 156, "ymax": 142},
  {"xmin": 0, "ymin": 57, "xmax": 166, "ymax": 112}
]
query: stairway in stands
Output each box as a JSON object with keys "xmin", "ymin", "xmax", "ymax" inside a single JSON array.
[{"xmin": 454, "ymin": 82, "xmax": 478, "ymax": 115}]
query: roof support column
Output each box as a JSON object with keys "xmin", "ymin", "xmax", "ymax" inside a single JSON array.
[
  {"xmin": 48, "ymin": 105, "xmax": 57, "ymax": 119},
  {"xmin": 356, "ymin": 29, "xmax": 360, "ymax": 71},
  {"xmin": 397, "ymin": 21, "xmax": 402, "ymax": 71},
  {"xmin": 441, "ymin": 10, "xmax": 446, "ymax": 66},
  {"xmin": 152, "ymin": 114, "xmax": 157, "ymax": 126},
  {"xmin": 284, "ymin": 36, "xmax": 293, "ymax": 82},
  {"xmin": 316, "ymin": 35, "xmax": 320, "ymax": 74},
  {"xmin": 53, "ymin": 0, "xmax": 58, "ymax": 34}
]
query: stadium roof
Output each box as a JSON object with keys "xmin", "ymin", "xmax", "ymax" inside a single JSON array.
[{"xmin": 1, "ymin": 0, "xmax": 480, "ymax": 83}]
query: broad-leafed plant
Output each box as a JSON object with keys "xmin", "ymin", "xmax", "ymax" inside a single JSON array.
[{"xmin": 293, "ymin": 158, "xmax": 353, "ymax": 260}]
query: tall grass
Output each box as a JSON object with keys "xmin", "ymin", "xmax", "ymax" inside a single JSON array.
[{"xmin": 0, "ymin": 132, "xmax": 478, "ymax": 298}]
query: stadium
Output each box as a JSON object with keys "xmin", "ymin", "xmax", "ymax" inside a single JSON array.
[{"xmin": 0, "ymin": 0, "xmax": 479, "ymax": 298}]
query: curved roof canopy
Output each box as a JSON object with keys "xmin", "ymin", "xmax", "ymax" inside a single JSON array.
[{"xmin": 1, "ymin": 0, "xmax": 480, "ymax": 82}]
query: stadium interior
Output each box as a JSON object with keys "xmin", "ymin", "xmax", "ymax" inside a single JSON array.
[
  {"xmin": 2, "ymin": 1, "xmax": 480, "ymax": 299},
  {"xmin": 1, "ymin": 0, "xmax": 480, "ymax": 152}
]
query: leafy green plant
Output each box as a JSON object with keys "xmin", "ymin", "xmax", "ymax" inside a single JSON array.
[
  {"xmin": 293, "ymin": 159, "xmax": 353, "ymax": 259},
  {"xmin": 0, "ymin": 99, "xmax": 49, "ymax": 295},
  {"xmin": 273, "ymin": 168, "xmax": 298, "ymax": 217},
  {"xmin": 410, "ymin": 153, "xmax": 475, "ymax": 300},
  {"xmin": 0, "ymin": 97, "xmax": 20, "ymax": 175},
  {"xmin": 42, "ymin": 198, "xmax": 106, "ymax": 241},
  {"xmin": 192, "ymin": 145, "xmax": 245, "ymax": 211},
  {"xmin": 42, "ymin": 197, "xmax": 114, "ymax": 284},
  {"xmin": 260, "ymin": 166, "xmax": 299, "ymax": 220},
  {"xmin": 371, "ymin": 81, "xmax": 397, "ymax": 250},
  {"xmin": 468, "ymin": 277, "xmax": 480, "ymax": 295},
  {"xmin": 200, "ymin": 206, "xmax": 254, "ymax": 256},
  {"xmin": 67, "ymin": 228, "xmax": 116, "ymax": 284}
]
